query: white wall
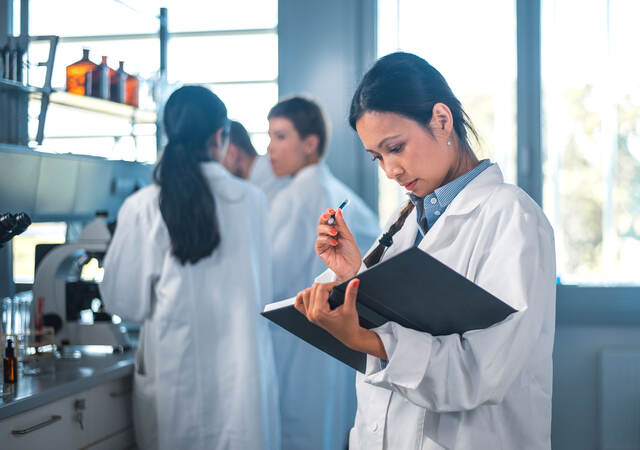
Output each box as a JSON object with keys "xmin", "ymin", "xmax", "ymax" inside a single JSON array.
[{"xmin": 278, "ymin": 0, "xmax": 379, "ymax": 212}]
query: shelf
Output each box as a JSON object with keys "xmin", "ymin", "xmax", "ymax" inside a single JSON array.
[
  {"xmin": 0, "ymin": 78, "xmax": 42, "ymax": 94},
  {"xmin": 30, "ymin": 90, "xmax": 157, "ymax": 124}
]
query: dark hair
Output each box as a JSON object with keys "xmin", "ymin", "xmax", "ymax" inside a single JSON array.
[
  {"xmin": 267, "ymin": 96, "xmax": 328, "ymax": 156},
  {"xmin": 229, "ymin": 120, "xmax": 257, "ymax": 157},
  {"xmin": 152, "ymin": 85, "xmax": 228, "ymax": 265},
  {"xmin": 349, "ymin": 52, "xmax": 478, "ymax": 154}
]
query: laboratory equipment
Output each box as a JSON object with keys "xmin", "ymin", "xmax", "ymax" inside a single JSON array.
[{"xmin": 31, "ymin": 214, "xmax": 130, "ymax": 350}]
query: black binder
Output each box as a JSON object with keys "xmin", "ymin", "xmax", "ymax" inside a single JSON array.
[{"xmin": 262, "ymin": 247, "xmax": 517, "ymax": 373}]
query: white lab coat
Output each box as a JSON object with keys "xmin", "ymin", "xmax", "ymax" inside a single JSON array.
[
  {"xmin": 249, "ymin": 154, "xmax": 290, "ymax": 204},
  {"xmin": 101, "ymin": 162, "xmax": 281, "ymax": 450},
  {"xmin": 269, "ymin": 163, "xmax": 380, "ymax": 450},
  {"xmin": 317, "ymin": 163, "xmax": 556, "ymax": 449}
]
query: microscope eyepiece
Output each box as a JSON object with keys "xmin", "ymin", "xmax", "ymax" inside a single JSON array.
[{"xmin": 0, "ymin": 212, "xmax": 32, "ymax": 245}]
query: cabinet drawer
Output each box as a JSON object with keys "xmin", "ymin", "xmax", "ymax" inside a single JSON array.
[
  {"xmin": 73, "ymin": 375, "xmax": 134, "ymax": 448},
  {"xmin": 0, "ymin": 395, "xmax": 74, "ymax": 450}
]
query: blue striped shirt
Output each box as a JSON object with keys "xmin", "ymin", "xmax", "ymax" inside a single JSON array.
[{"xmin": 410, "ymin": 159, "xmax": 493, "ymax": 245}]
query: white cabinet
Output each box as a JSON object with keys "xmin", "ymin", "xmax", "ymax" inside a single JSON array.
[{"xmin": 0, "ymin": 375, "xmax": 134, "ymax": 450}]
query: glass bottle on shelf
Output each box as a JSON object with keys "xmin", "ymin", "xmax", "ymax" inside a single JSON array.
[
  {"xmin": 125, "ymin": 72, "xmax": 139, "ymax": 108},
  {"xmin": 66, "ymin": 49, "xmax": 98, "ymax": 95},
  {"xmin": 86, "ymin": 56, "xmax": 114, "ymax": 100},
  {"xmin": 110, "ymin": 61, "xmax": 127, "ymax": 103}
]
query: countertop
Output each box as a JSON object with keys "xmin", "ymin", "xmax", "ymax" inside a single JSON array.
[{"xmin": 0, "ymin": 349, "xmax": 134, "ymax": 421}]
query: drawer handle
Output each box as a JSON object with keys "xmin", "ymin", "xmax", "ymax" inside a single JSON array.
[
  {"xmin": 109, "ymin": 388, "xmax": 132, "ymax": 398},
  {"xmin": 11, "ymin": 415, "xmax": 62, "ymax": 435}
]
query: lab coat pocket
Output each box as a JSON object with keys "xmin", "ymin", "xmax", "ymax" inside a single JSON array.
[{"xmin": 133, "ymin": 368, "xmax": 158, "ymax": 450}]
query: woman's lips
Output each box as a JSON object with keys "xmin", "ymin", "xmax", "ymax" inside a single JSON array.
[{"xmin": 403, "ymin": 179, "xmax": 418, "ymax": 191}]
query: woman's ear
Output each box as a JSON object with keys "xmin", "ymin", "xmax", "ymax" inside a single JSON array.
[
  {"xmin": 430, "ymin": 102, "xmax": 454, "ymax": 138},
  {"xmin": 302, "ymin": 134, "xmax": 320, "ymax": 158},
  {"xmin": 206, "ymin": 128, "xmax": 226, "ymax": 161}
]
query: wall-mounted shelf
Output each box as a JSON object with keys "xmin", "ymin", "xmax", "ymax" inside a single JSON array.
[
  {"xmin": 30, "ymin": 90, "xmax": 156, "ymax": 124},
  {"xmin": 0, "ymin": 78, "xmax": 41, "ymax": 93}
]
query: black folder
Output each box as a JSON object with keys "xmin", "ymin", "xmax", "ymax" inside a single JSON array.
[{"xmin": 262, "ymin": 247, "xmax": 517, "ymax": 373}]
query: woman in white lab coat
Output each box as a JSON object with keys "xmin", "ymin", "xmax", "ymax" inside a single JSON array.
[
  {"xmin": 266, "ymin": 96, "xmax": 380, "ymax": 450},
  {"xmin": 101, "ymin": 86, "xmax": 280, "ymax": 450},
  {"xmin": 295, "ymin": 52, "xmax": 556, "ymax": 449}
]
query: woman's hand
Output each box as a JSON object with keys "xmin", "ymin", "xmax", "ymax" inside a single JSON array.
[
  {"xmin": 315, "ymin": 208, "xmax": 362, "ymax": 281},
  {"xmin": 294, "ymin": 279, "xmax": 387, "ymax": 360}
]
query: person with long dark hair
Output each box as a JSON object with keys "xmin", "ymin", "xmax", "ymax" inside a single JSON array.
[
  {"xmin": 101, "ymin": 86, "xmax": 280, "ymax": 450},
  {"xmin": 295, "ymin": 52, "xmax": 556, "ymax": 449}
]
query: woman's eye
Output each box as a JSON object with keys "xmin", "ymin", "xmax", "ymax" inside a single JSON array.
[
  {"xmin": 389, "ymin": 144, "xmax": 403, "ymax": 153},
  {"xmin": 371, "ymin": 154, "xmax": 382, "ymax": 162}
]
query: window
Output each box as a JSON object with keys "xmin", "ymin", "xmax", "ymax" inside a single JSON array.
[
  {"xmin": 26, "ymin": 0, "xmax": 278, "ymax": 159},
  {"xmin": 376, "ymin": 0, "xmax": 517, "ymax": 224},
  {"xmin": 542, "ymin": 0, "xmax": 640, "ymax": 284},
  {"xmin": 12, "ymin": 222, "xmax": 67, "ymax": 284}
]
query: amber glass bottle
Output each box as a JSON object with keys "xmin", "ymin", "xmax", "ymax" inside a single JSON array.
[
  {"xmin": 110, "ymin": 61, "xmax": 127, "ymax": 103},
  {"xmin": 3, "ymin": 339, "xmax": 17, "ymax": 383},
  {"xmin": 125, "ymin": 72, "xmax": 139, "ymax": 107},
  {"xmin": 66, "ymin": 49, "xmax": 98, "ymax": 95},
  {"xmin": 86, "ymin": 56, "xmax": 114, "ymax": 99}
]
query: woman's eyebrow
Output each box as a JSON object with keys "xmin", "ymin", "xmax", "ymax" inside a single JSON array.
[{"xmin": 376, "ymin": 134, "xmax": 401, "ymax": 149}]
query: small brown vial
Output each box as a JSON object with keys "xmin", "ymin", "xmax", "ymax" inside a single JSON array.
[{"xmin": 3, "ymin": 339, "xmax": 17, "ymax": 383}]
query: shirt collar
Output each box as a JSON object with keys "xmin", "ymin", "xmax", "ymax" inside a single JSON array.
[{"xmin": 409, "ymin": 159, "xmax": 493, "ymax": 233}]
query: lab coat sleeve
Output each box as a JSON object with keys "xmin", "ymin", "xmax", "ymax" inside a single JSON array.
[
  {"xmin": 363, "ymin": 196, "xmax": 556, "ymax": 412},
  {"xmin": 256, "ymin": 193, "xmax": 274, "ymax": 308},
  {"xmin": 269, "ymin": 196, "xmax": 318, "ymax": 299},
  {"xmin": 101, "ymin": 195, "xmax": 165, "ymax": 323}
]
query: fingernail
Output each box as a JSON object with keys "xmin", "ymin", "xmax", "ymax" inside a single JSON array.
[
  {"xmin": 322, "ymin": 214, "xmax": 329, "ymax": 220},
  {"xmin": 330, "ymin": 229, "xmax": 337, "ymax": 236},
  {"xmin": 353, "ymin": 279, "xmax": 360, "ymax": 287},
  {"xmin": 328, "ymin": 209, "xmax": 335, "ymax": 215},
  {"xmin": 331, "ymin": 239, "xmax": 338, "ymax": 246},
  {"xmin": 337, "ymin": 209, "xmax": 343, "ymax": 217}
]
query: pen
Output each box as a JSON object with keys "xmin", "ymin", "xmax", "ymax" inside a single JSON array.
[{"xmin": 327, "ymin": 199, "xmax": 350, "ymax": 225}]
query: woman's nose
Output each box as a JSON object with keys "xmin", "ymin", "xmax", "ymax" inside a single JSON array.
[{"xmin": 383, "ymin": 161, "xmax": 403, "ymax": 180}]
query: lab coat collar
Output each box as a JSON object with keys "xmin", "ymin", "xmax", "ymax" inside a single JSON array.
[
  {"xmin": 291, "ymin": 162, "xmax": 329, "ymax": 187},
  {"xmin": 199, "ymin": 161, "xmax": 246, "ymax": 202},
  {"xmin": 417, "ymin": 163, "xmax": 505, "ymax": 251},
  {"xmin": 383, "ymin": 164, "xmax": 505, "ymax": 258}
]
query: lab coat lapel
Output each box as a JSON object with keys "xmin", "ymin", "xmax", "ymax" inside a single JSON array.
[{"xmin": 419, "ymin": 164, "xmax": 504, "ymax": 252}]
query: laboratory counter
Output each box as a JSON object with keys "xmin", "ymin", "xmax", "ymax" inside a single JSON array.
[
  {"xmin": 0, "ymin": 350, "xmax": 134, "ymax": 420},
  {"xmin": 0, "ymin": 349, "xmax": 135, "ymax": 449}
]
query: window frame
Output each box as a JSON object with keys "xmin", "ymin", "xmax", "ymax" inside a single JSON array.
[{"xmin": 517, "ymin": 0, "xmax": 640, "ymax": 296}]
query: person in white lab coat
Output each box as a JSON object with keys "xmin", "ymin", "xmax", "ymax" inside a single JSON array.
[
  {"xmin": 100, "ymin": 86, "xmax": 280, "ymax": 450},
  {"xmin": 221, "ymin": 119, "xmax": 290, "ymax": 203},
  {"xmin": 267, "ymin": 96, "xmax": 380, "ymax": 450},
  {"xmin": 295, "ymin": 52, "xmax": 556, "ymax": 449}
]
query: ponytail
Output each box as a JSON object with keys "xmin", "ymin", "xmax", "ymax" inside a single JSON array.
[
  {"xmin": 363, "ymin": 201, "xmax": 415, "ymax": 268},
  {"xmin": 153, "ymin": 140, "xmax": 219, "ymax": 265},
  {"xmin": 153, "ymin": 85, "xmax": 228, "ymax": 265}
]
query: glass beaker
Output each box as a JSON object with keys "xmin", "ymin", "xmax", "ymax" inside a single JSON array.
[{"xmin": 22, "ymin": 327, "xmax": 56, "ymax": 376}]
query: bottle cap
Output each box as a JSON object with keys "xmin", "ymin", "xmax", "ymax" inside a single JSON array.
[{"xmin": 5, "ymin": 339, "xmax": 15, "ymax": 358}]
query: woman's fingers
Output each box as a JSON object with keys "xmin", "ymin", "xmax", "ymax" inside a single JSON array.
[
  {"xmin": 318, "ymin": 208, "xmax": 335, "ymax": 225},
  {"xmin": 317, "ymin": 224, "xmax": 339, "ymax": 237},
  {"xmin": 294, "ymin": 291, "xmax": 306, "ymax": 315},
  {"xmin": 343, "ymin": 278, "xmax": 360, "ymax": 313},
  {"xmin": 316, "ymin": 236, "xmax": 339, "ymax": 250},
  {"xmin": 334, "ymin": 209, "xmax": 356, "ymax": 241},
  {"xmin": 300, "ymin": 288, "xmax": 312, "ymax": 320},
  {"xmin": 308, "ymin": 282, "xmax": 338, "ymax": 323}
]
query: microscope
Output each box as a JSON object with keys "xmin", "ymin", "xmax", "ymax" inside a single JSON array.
[{"xmin": 31, "ymin": 213, "xmax": 131, "ymax": 350}]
